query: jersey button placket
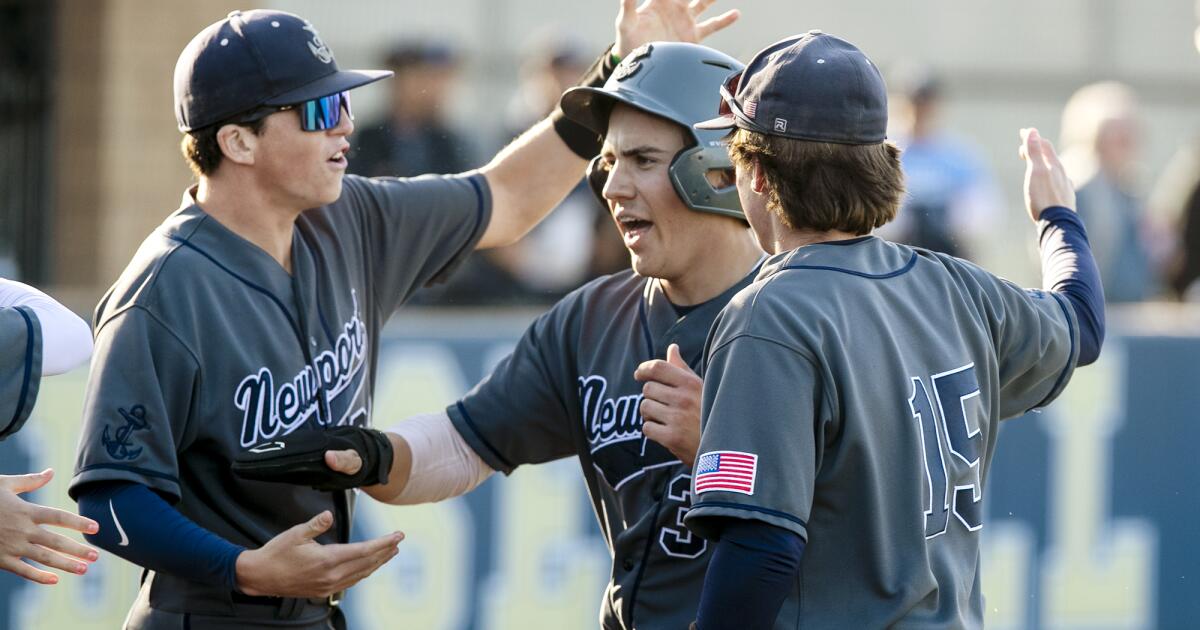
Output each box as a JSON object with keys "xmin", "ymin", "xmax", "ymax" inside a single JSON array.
[{"xmin": 622, "ymin": 557, "xmax": 635, "ymax": 571}]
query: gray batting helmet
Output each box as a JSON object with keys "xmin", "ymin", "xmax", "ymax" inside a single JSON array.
[{"xmin": 560, "ymin": 42, "xmax": 745, "ymax": 221}]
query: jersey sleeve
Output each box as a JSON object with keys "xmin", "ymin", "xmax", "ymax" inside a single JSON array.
[
  {"xmin": 446, "ymin": 303, "xmax": 578, "ymax": 474},
  {"xmin": 0, "ymin": 306, "xmax": 42, "ymax": 440},
  {"xmin": 340, "ymin": 173, "xmax": 492, "ymax": 316},
  {"xmin": 69, "ymin": 307, "xmax": 199, "ymax": 501},
  {"xmin": 986, "ymin": 277, "xmax": 1081, "ymax": 418},
  {"xmin": 684, "ymin": 333, "xmax": 826, "ymax": 544}
]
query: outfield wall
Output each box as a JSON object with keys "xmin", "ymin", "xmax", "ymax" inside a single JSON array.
[{"xmin": 0, "ymin": 306, "xmax": 1195, "ymax": 629}]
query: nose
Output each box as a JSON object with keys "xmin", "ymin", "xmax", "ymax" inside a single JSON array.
[
  {"xmin": 602, "ymin": 159, "xmax": 634, "ymax": 205},
  {"xmin": 332, "ymin": 101, "xmax": 354, "ymax": 136}
]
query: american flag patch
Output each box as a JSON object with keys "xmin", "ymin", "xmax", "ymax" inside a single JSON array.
[
  {"xmin": 694, "ymin": 451, "xmax": 758, "ymax": 495},
  {"xmin": 744, "ymin": 99, "xmax": 758, "ymax": 119}
]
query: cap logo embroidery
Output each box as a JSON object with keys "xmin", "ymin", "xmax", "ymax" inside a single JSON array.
[
  {"xmin": 774, "ymin": 118, "xmax": 788, "ymax": 133},
  {"xmin": 302, "ymin": 22, "xmax": 333, "ymax": 64}
]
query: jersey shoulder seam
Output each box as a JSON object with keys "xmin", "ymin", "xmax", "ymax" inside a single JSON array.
[
  {"xmin": 708, "ymin": 331, "xmax": 819, "ymax": 366},
  {"xmin": 94, "ymin": 220, "xmax": 203, "ymax": 330},
  {"xmin": 94, "ymin": 304, "xmax": 202, "ymax": 371}
]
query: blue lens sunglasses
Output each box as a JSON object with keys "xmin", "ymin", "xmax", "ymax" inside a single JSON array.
[{"xmin": 232, "ymin": 91, "xmax": 352, "ymax": 132}]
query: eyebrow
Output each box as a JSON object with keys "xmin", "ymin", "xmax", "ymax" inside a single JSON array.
[{"xmin": 604, "ymin": 145, "xmax": 671, "ymax": 159}]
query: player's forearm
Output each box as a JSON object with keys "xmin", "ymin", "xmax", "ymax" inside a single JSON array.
[
  {"xmin": 477, "ymin": 120, "xmax": 589, "ymax": 249},
  {"xmin": 77, "ymin": 481, "xmax": 243, "ymax": 590},
  {"xmin": 1037, "ymin": 206, "xmax": 1105, "ymax": 365},
  {"xmin": 371, "ymin": 411, "xmax": 494, "ymax": 505},
  {"xmin": 476, "ymin": 46, "xmax": 618, "ymax": 250},
  {"xmin": 0, "ymin": 279, "xmax": 92, "ymax": 375},
  {"xmin": 695, "ymin": 519, "xmax": 805, "ymax": 630}
]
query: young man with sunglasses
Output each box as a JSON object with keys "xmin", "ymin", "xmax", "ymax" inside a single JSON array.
[
  {"xmin": 321, "ymin": 41, "xmax": 762, "ymax": 630},
  {"xmin": 682, "ymin": 32, "xmax": 1105, "ymax": 628},
  {"xmin": 66, "ymin": 4, "xmax": 737, "ymax": 629}
]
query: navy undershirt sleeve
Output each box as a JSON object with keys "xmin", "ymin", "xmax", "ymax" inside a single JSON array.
[
  {"xmin": 695, "ymin": 518, "xmax": 805, "ymax": 630},
  {"xmin": 77, "ymin": 482, "xmax": 244, "ymax": 591},
  {"xmin": 1038, "ymin": 206, "xmax": 1105, "ymax": 365}
]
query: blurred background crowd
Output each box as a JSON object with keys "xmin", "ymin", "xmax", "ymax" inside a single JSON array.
[
  {"xmin": 4, "ymin": 0, "xmax": 1200, "ymax": 313},
  {"xmin": 3, "ymin": 2, "xmax": 1200, "ymax": 628}
]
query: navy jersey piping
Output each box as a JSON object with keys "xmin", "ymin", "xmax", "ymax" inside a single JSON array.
[
  {"xmin": 636, "ymin": 289, "xmax": 656, "ymax": 359},
  {"xmin": 626, "ymin": 475, "xmax": 671, "ymax": 628},
  {"xmin": 454, "ymin": 401, "xmax": 516, "ymax": 472},
  {"xmin": 295, "ymin": 228, "xmax": 338, "ymax": 347},
  {"xmin": 166, "ymin": 235, "xmax": 307, "ymax": 349},
  {"xmin": 691, "ymin": 500, "xmax": 809, "ymax": 532},
  {"xmin": 813, "ymin": 235, "xmax": 873, "ymax": 246},
  {"xmin": 3, "ymin": 307, "xmax": 36, "ymax": 435},
  {"xmin": 780, "ymin": 250, "xmax": 918, "ymax": 279},
  {"xmin": 1033, "ymin": 291, "xmax": 1078, "ymax": 410},
  {"xmin": 77, "ymin": 463, "xmax": 181, "ymax": 484}
]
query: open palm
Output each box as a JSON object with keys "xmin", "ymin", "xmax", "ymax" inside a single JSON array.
[{"xmin": 615, "ymin": 0, "xmax": 740, "ymax": 58}]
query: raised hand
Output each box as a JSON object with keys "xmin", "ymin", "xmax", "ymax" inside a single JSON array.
[
  {"xmin": 636, "ymin": 343, "xmax": 704, "ymax": 467},
  {"xmin": 615, "ymin": 0, "xmax": 741, "ymax": 58},
  {"xmin": 0, "ymin": 469, "xmax": 100, "ymax": 585},
  {"xmin": 1019, "ymin": 127, "xmax": 1076, "ymax": 222},
  {"xmin": 235, "ymin": 510, "xmax": 403, "ymax": 598}
]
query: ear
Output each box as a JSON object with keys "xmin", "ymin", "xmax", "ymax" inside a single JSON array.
[
  {"xmin": 216, "ymin": 123, "xmax": 259, "ymax": 167},
  {"xmin": 751, "ymin": 158, "xmax": 769, "ymax": 195}
]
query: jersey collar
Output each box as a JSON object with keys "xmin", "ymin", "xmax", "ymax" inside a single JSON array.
[
  {"xmin": 758, "ymin": 235, "xmax": 919, "ymax": 282},
  {"xmin": 641, "ymin": 261, "xmax": 764, "ymax": 362}
]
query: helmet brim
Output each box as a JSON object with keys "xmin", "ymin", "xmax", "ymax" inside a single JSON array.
[{"xmin": 560, "ymin": 85, "xmax": 682, "ymax": 138}]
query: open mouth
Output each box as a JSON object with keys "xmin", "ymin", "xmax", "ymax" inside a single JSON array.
[
  {"xmin": 616, "ymin": 215, "xmax": 654, "ymax": 246},
  {"xmin": 328, "ymin": 149, "xmax": 347, "ymax": 168}
]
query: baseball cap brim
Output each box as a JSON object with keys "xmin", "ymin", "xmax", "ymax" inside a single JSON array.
[
  {"xmin": 264, "ymin": 68, "xmax": 393, "ymax": 106},
  {"xmin": 693, "ymin": 114, "xmax": 738, "ymax": 131}
]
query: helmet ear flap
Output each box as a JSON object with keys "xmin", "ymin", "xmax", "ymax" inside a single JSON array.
[{"xmin": 586, "ymin": 155, "xmax": 611, "ymax": 207}]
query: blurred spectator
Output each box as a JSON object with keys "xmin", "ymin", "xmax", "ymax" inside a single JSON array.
[
  {"xmin": 1148, "ymin": 140, "xmax": 1200, "ymax": 301},
  {"xmin": 418, "ymin": 35, "xmax": 624, "ymax": 307},
  {"xmin": 1059, "ymin": 81, "xmax": 1159, "ymax": 303},
  {"xmin": 1144, "ymin": 5, "xmax": 1200, "ymax": 302},
  {"xmin": 500, "ymin": 35, "xmax": 622, "ymax": 296},
  {"xmin": 349, "ymin": 40, "xmax": 475, "ymax": 177},
  {"xmin": 881, "ymin": 67, "xmax": 1000, "ymax": 261}
]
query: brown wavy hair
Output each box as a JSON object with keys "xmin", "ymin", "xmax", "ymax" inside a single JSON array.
[{"xmin": 727, "ymin": 129, "xmax": 905, "ymax": 235}]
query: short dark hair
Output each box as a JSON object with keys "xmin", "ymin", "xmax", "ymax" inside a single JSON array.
[
  {"xmin": 727, "ymin": 129, "xmax": 905, "ymax": 235},
  {"xmin": 180, "ymin": 118, "xmax": 266, "ymax": 178}
]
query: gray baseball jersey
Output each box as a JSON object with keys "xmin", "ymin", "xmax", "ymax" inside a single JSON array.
[
  {"xmin": 684, "ymin": 237, "xmax": 1079, "ymax": 628},
  {"xmin": 0, "ymin": 306, "xmax": 41, "ymax": 440},
  {"xmin": 447, "ymin": 266, "xmax": 758, "ymax": 630},
  {"xmin": 69, "ymin": 173, "xmax": 490, "ymax": 616}
]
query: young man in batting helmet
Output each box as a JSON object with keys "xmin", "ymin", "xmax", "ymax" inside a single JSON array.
[{"xmin": 326, "ymin": 41, "xmax": 764, "ymax": 629}]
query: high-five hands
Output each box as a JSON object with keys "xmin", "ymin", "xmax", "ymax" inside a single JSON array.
[
  {"xmin": 616, "ymin": 0, "xmax": 741, "ymax": 58},
  {"xmin": 1019, "ymin": 127, "xmax": 1076, "ymax": 222},
  {"xmin": 0, "ymin": 469, "xmax": 99, "ymax": 585}
]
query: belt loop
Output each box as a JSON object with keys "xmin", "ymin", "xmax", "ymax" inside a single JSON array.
[{"xmin": 276, "ymin": 597, "xmax": 304, "ymax": 620}]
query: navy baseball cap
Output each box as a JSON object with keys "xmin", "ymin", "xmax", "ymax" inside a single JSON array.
[
  {"xmin": 696, "ymin": 30, "xmax": 888, "ymax": 145},
  {"xmin": 174, "ymin": 10, "xmax": 393, "ymax": 132}
]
